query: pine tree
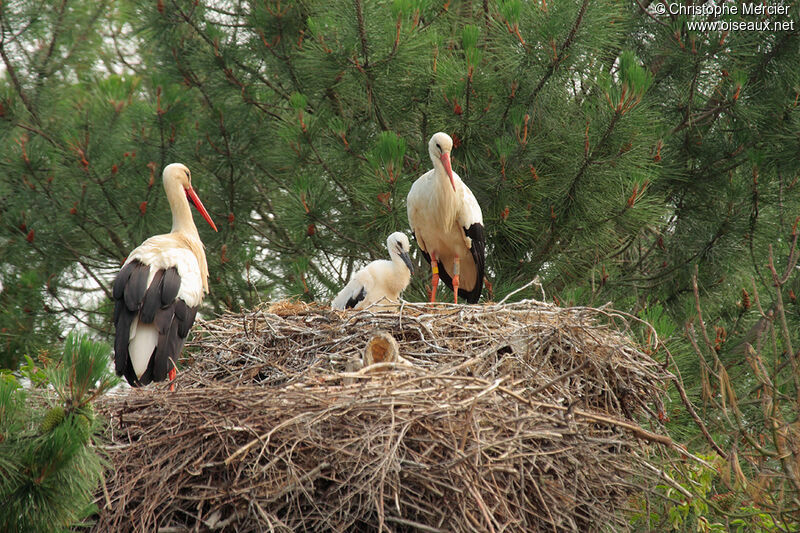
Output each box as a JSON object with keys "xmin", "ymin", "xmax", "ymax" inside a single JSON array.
[
  {"xmin": 129, "ymin": 0, "xmax": 666, "ymax": 305},
  {"xmin": 0, "ymin": 333, "xmax": 119, "ymax": 531},
  {"xmin": 3, "ymin": 0, "xmax": 664, "ymax": 363},
  {"xmin": 0, "ymin": 1, "xmax": 224, "ymax": 367}
]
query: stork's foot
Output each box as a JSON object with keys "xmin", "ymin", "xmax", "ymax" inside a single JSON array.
[
  {"xmin": 452, "ymin": 257, "xmax": 460, "ymax": 304},
  {"xmin": 168, "ymin": 366, "xmax": 177, "ymax": 392},
  {"xmin": 484, "ymin": 278, "xmax": 494, "ymax": 300},
  {"xmin": 429, "ymin": 257, "xmax": 440, "ymax": 303}
]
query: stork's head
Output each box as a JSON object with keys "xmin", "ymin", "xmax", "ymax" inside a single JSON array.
[
  {"xmin": 163, "ymin": 163, "xmax": 218, "ymax": 232},
  {"xmin": 428, "ymin": 132, "xmax": 455, "ymax": 192},
  {"xmin": 387, "ymin": 232, "xmax": 414, "ymax": 274}
]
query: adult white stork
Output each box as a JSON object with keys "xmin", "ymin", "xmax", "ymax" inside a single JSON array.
[
  {"xmin": 407, "ymin": 132, "xmax": 485, "ymax": 304},
  {"xmin": 112, "ymin": 163, "xmax": 217, "ymax": 388},
  {"xmin": 332, "ymin": 232, "xmax": 414, "ymax": 310}
]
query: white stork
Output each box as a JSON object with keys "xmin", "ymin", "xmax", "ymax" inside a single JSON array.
[
  {"xmin": 407, "ymin": 132, "xmax": 485, "ymax": 304},
  {"xmin": 112, "ymin": 163, "xmax": 217, "ymax": 388},
  {"xmin": 332, "ymin": 232, "xmax": 414, "ymax": 310}
]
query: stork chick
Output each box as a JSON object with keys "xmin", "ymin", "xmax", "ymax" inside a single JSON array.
[
  {"xmin": 332, "ymin": 232, "xmax": 414, "ymax": 310},
  {"xmin": 363, "ymin": 331, "xmax": 411, "ymax": 368}
]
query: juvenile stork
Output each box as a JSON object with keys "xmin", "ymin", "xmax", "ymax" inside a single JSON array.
[
  {"xmin": 363, "ymin": 331, "xmax": 411, "ymax": 368},
  {"xmin": 407, "ymin": 132, "xmax": 485, "ymax": 304},
  {"xmin": 332, "ymin": 232, "xmax": 414, "ymax": 310},
  {"xmin": 112, "ymin": 163, "xmax": 217, "ymax": 388}
]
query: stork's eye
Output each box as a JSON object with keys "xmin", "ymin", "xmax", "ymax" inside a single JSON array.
[{"xmin": 436, "ymin": 143, "xmax": 441, "ymax": 151}]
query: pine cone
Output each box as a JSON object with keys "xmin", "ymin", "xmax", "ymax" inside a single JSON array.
[
  {"xmin": 40, "ymin": 406, "xmax": 66, "ymax": 433},
  {"xmin": 73, "ymin": 413, "xmax": 92, "ymax": 444}
]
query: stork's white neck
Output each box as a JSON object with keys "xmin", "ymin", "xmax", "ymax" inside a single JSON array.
[
  {"xmin": 165, "ymin": 179, "xmax": 199, "ymax": 236},
  {"xmin": 430, "ymin": 158, "xmax": 459, "ymax": 230},
  {"xmin": 386, "ymin": 245, "xmax": 411, "ymax": 293},
  {"xmin": 388, "ymin": 248, "xmax": 404, "ymax": 267}
]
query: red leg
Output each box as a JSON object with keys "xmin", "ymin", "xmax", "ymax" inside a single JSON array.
[
  {"xmin": 429, "ymin": 254, "xmax": 439, "ymax": 303},
  {"xmin": 168, "ymin": 366, "xmax": 176, "ymax": 392},
  {"xmin": 452, "ymin": 256, "xmax": 460, "ymax": 304}
]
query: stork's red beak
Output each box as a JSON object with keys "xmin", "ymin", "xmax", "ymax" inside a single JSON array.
[
  {"xmin": 186, "ymin": 187, "xmax": 218, "ymax": 232},
  {"xmin": 440, "ymin": 152, "xmax": 456, "ymax": 192}
]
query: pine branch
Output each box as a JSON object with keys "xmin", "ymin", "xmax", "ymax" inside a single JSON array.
[
  {"xmin": 36, "ymin": 1, "xmax": 109, "ymax": 84},
  {"xmin": 522, "ymin": 0, "xmax": 589, "ymax": 113},
  {"xmin": 15, "ymin": 122, "xmax": 62, "ymax": 149},
  {"xmin": 257, "ymin": 14, "xmax": 303, "ymax": 92},
  {"xmin": 623, "ymin": 222, "xmax": 728, "ymax": 286},
  {"xmin": 537, "ymin": 109, "xmax": 622, "ymax": 261},
  {"xmin": 170, "ymin": 0, "xmax": 292, "ymax": 102},
  {"xmin": 750, "ymin": 28, "xmax": 798, "ymax": 83},
  {"xmin": 301, "ymin": 128, "xmax": 360, "ymax": 203},
  {"xmin": 351, "ymin": 0, "xmax": 389, "ymax": 131},
  {"xmin": 26, "ymin": 160, "xmax": 127, "ymax": 260},
  {"xmin": 0, "ymin": 22, "xmax": 37, "ymax": 122},
  {"xmin": 663, "ymin": 344, "xmax": 728, "ymax": 458},
  {"xmin": 36, "ymin": 0, "xmax": 68, "ymax": 85},
  {"xmin": 354, "ymin": 0, "xmax": 369, "ymax": 67}
]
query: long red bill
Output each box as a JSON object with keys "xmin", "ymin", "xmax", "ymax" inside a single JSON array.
[
  {"xmin": 440, "ymin": 153, "xmax": 456, "ymax": 192},
  {"xmin": 185, "ymin": 187, "xmax": 218, "ymax": 232}
]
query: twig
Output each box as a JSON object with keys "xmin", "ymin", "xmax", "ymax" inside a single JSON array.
[{"xmin": 498, "ymin": 278, "xmax": 544, "ymax": 304}]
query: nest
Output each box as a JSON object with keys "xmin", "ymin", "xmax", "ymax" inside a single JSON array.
[{"xmin": 97, "ymin": 299, "xmax": 674, "ymax": 532}]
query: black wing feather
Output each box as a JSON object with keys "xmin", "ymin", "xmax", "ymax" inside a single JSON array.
[
  {"xmin": 176, "ymin": 304, "xmax": 198, "ymax": 338},
  {"xmin": 136, "ymin": 353, "xmax": 157, "ymax": 386},
  {"xmin": 153, "ymin": 317, "xmax": 179, "ymax": 381},
  {"xmin": 113, "ymin": 261, "xmax": 136, "ymax": 300},
  {"xmin": 123, "ymin": 262, "xmax": 150, "ymax": 311},
  {"xmin": 112, "ymin": 297, "xmax": 125, "ymax": 325},
  {"xmin": 139, "ymin": 269, "xmax": 165, "ymax": 324},
  {"xmin": 112, "ymin": 258, "xmax": 198, "ymax": 387},
  {"xmin": 123, "ymin": 357, "xmax": 142, "ymax": 387},
  {"xmin": 161, "ymin": 267, "xmax": 181, "ymax": 306},
  {"xmin": 461, "ymin": 223, "xmax": 486, "ymax": 304},
  {"xmin": 173, "ymin": 299, "xmax": 189, "ymax": 323},
  {"xmin": 113, "ymin": 260, "xmax": 150, "ymax": 380},
  {"xmin": 114, "ymin": 306, "xmax": 135, "ymax": 375},
  {"xmin": 154, "ymin": 305, "xmax": 174, "ymax": 335},
  {"xmin": 345, "ymin": 287, "xmax": 367, "ymax": 309}
]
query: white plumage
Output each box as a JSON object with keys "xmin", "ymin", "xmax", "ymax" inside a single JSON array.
[
  {"xmin": 125, "ymin": 241, "xmax": 205, "ymax": 308},
  {"xmin": 332, "ymin": 232, "xmax": 414, "ymax": 310},
  {"xmin": 407, "ymin": 132, "xmax": 486, "ymax": 304}
]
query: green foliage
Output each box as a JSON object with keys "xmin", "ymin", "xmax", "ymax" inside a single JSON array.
[
  {"xmin": 19, "ymin": 354, "xmax": 50, "ymax": 389},
  {"xmin": 47, "ymin": 333, "xmax": 119, "ymax": 408},
  {"xmin": 0, "ymin": 333, "xmax": 119, "ymax": 532},
  {"xmin": 629, "ymin": 454, "xmax": 800, "ymax": 532},
  {"xmin": 0, "ymin": 271, "xmax": 62, "ymax": 369},
  {"xmin": 1, "ymin": 0, "xmax": 791, "ymax": 356}
]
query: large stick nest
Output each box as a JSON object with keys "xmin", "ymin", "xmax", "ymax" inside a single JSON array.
[{"xmin": 97, "ymin": 300, "xmax": 673, "ymax": 532}]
